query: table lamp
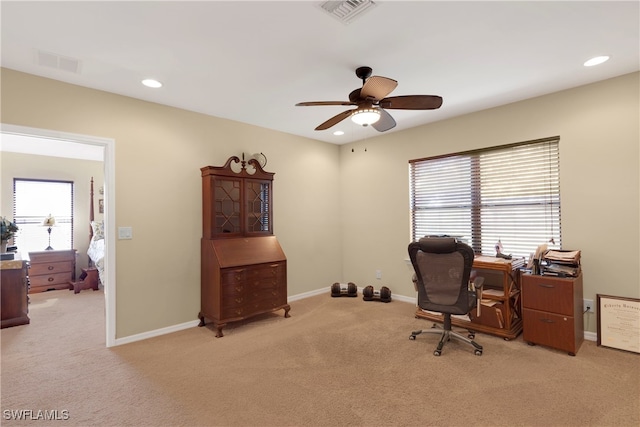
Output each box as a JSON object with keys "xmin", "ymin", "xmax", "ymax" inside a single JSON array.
[{"xmin": 42, "ymin": 214, "xmax": 56, "ymax": 250}]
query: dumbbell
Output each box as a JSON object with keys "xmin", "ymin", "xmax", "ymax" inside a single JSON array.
[
  {"xmin": 331, "ymin": 282, "xmax": 358, "ymax": 297},
  {"xmin": 362, "ymin": 285, "xmax": 392, "ymax": 303}
]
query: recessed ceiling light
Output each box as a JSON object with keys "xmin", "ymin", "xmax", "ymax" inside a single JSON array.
[
  {"xmin": 142, "ymin": 78, "xmax": 163, "ymax": 88},
  {"xmin": 583, "ymin": 56, "xmax": 610, "ymax": 67},
  {"xmin": 333, "ymin": 130, "xmax": 344, "ymax": 136}
]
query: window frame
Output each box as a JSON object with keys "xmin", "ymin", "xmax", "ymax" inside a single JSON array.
[
  {"xmin": 13, "ymin": 178, "xmax": 75, "ymax": 253},
  {"xmin": 409, "ymin": 136, "xmax": 561, "ymax": 259}
]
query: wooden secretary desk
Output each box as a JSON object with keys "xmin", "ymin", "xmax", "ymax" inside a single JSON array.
[{"xmin": 199, "ymin": 156, "xmax": 290, "ymax": 337}]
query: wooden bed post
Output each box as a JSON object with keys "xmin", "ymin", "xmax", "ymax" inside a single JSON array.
[{"xmin": 69, "ymin": 176, "xmax": 100, "ymax": 292}]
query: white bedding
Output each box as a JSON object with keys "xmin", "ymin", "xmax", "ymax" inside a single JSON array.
[{"xmin": 87, "ymin": 234, "xmax": 105, "ymax": 287}]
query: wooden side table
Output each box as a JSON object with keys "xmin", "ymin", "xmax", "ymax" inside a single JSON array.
[{"xmin": 69, "ymin": 267, "xmax": 100, "ymax": 294}]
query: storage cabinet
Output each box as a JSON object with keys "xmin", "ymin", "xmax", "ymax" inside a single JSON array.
[
  {"xmin": 201, "ymin": 156, "xmax": 273, "ymax": 239},
  {"xmin": 199, "ymin": 156, "xmax": 289, "ymax": 337},
  {"xmin": 1, "ymin": 259, "xmax": 29, "ymax": 328},
  {"xmin": 415, "ymin": 256, "xmax": 523, "ymax": 340},
  {"xmin": 28, "ymin": 250, "xmax": 76, "ymax": 293},
  {"xmin": 522, "ymin": 273, "xmax": 583, "ymax": 355}
]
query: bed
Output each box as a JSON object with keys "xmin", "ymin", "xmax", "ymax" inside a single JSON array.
[{"xmin": 87, "ymin": 178, "xmax": 106, "ymax": 287}]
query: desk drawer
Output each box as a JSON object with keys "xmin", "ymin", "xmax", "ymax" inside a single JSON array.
[{"xmin": 29, "ymin": 261, "xmax": 73, "ymax": 276}]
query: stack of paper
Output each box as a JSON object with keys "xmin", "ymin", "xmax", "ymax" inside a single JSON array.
[
  {"xmin": 543, "ymin": 249, "xmax": 581, "ymax": 277},
  {"xmin": 544, "ymin": 250, "xmax": 581, "ymax": 264}
]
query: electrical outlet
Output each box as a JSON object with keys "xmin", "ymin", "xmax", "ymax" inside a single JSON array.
[
  {"xmin": 583, "ymin": 299, "xmax": 594, "ymax": 313},
  {"xmin": 375, "ymin": 270, "xmax": 382, "ymax": 280}
]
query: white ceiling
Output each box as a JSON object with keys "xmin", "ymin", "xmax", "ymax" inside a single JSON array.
[
  {"xmin": 0, "ymin": 132, "xmax": 104, "ymax": 161},
  {"xmin": 1, "ymin": 1, "xmax": 639, "ymax": 146}
]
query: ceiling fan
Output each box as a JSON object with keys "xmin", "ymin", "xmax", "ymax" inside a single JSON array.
[{"xmin": 296, "ymin": 66, "xmax": 443, "ymax": 132}]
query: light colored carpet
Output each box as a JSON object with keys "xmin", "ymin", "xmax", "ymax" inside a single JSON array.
[{"xmin": 1, "ymin": 288, "xmax": 638, "ymax": 427}]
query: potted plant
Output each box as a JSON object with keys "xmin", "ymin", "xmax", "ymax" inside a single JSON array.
[{"xmin": 0, "ymin": 216, "xmax": 19, "ymax": 253}]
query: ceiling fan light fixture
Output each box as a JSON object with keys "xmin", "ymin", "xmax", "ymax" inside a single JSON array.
[{"xmin": 351, "ymin": 108, "xmax": 380, "ymax": 126}]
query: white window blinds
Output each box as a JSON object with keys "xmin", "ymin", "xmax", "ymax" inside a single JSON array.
[
  {"xmin": 13, "ymin": 179, "xmax": 74, "ymax": 253},
  {"xmin": 409, "ymin": 137, "xmax": 561, "ymax": 259}
]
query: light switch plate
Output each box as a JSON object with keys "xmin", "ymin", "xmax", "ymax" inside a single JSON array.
[{"xmin": 118, "ymin": 226, "xmax": 133, "ymax": 240}]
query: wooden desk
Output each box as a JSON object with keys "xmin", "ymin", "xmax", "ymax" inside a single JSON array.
[
  {"xmin": 199, "ymin": 236, "xmax": 289, "ymax": 337},
  {"xmin": 415, "ymin": 255, "xmax": 523, "ymax": 340}
]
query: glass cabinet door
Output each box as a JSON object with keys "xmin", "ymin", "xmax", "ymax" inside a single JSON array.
[
  {"xmin": 245, "ymin": 179, "xmax": 272, "ymax": 235},
  {"xmin": 213, "ymin": 177, "xmax": 242, "ymax": 235}
]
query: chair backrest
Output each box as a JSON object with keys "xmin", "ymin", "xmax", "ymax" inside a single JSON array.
[{"xmin": 408, "ymin": 237, "xmax": 475, "ymax": 315}]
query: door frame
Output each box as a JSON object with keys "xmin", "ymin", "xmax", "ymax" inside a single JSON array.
[{"xmin": 1, "ymin": 123, "xmax": 116, "ymax": 347}]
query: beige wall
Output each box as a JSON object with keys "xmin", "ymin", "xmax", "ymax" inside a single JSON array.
[
  {"xmin": 339, "ymin": 72, "xmax": 639, "ymax": 333},
  {"xmin": 1, "ymin": 68, "xmax": 638, "ymax": 336},
  {"xmin": 1, "ymin": 68, "xmax": 342, "ymax": 338},
  {"xmin": 0, "ymin": 151, "xmax": 103, "ymax": 273}
]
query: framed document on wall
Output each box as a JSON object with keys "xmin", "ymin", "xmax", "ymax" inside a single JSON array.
[{"xmin": 597, "ymin": 294, "xmax": 640, "ymax": 354}]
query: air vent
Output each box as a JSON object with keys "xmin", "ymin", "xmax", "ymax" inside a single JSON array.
[
  {"xmin": 318, "ymin": 0, "xmax": 377, "ymax": 25},
  {"xmin": 36, "ymin": 50, "xmax": 81, "ymax": 74}
]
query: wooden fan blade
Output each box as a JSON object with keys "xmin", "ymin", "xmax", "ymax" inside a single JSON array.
[
  {"xmin": 315, "ymin": 109, "xmax": 354, "ymax": 131},
  {"xmin": 378, "ymin": 95, "xmax": 443, "ymax": 110},
  {"xmin": 361, "ymin": 76, "xmax": 398, "ymax": 100},
  {"xmin": 372, "ymin": 108, "xmax": 396, "ymax": 132},
  {"xmin": 296, "ymin": 101, "xmax": 355, "ymax": 107}
]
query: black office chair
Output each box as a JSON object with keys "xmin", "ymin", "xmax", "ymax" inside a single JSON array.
[{"xmin": 408, "ymin": 236, "xmax": 484, "ymax": 356}]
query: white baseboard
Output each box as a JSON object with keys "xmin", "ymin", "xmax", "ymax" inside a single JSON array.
[
  {"xmin": 287, "ymin": 287, "xmax": 326, "ymax": 301},
  {"xmin": 112, "ymin": 286, "xmax": 598, "ymax": 345},
  {"xmin": 113, "ymin": 319, "xmax": 200, "ymax": 346}
]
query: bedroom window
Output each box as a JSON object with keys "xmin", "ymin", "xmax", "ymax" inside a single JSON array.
[
  {"xmin": 13, "ymin": 179, "xmax": 74, "ymax": 253},
  {"xmin": 409, "ymin": 136, "xmax": 561, "ymax": 259}
]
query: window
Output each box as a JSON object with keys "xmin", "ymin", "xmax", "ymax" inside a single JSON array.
[
  {"xmin": 409, "ymin": 137, "xmax": 561, "ymax": 259},
  {"xmin": 13, "ymin": 179, "xmax": 74, "ymax": 253}
]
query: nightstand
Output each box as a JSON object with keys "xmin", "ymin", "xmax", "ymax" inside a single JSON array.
[{"xmin": 28, "ymin": 250, "xmax": 76, "ymax": 293}]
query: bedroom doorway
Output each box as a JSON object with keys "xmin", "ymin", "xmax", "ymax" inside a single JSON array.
[{"xmin": 0, "ymin": 124, "xmax": 116, "ymax": 347}]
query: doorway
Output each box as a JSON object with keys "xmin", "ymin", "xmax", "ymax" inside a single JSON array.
[{"xmin": 0, "ymin": 123, "xmax": 116, "ymax": 347}]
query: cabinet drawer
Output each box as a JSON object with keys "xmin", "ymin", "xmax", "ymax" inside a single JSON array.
[
  {"xmin": 29, "ymin": 261, "xmax": 73, "ymax": 276},
  {"xmin": 221, "ymin": 268, "xmax": 245, "ymax": 283},
  {"xmin": 251, "ymin": 292, "xmax": 286, "ymax": 311},
  {"xmin": 29, "ymin": 272, "xmax": 72, "ymax": 288},
  {"xmin": 222, "ymin": 305, "xmax": 246, "ymax": 319},
  {"xmin": 221, "ymin": 293, "xmax": 247, "ymax": 310},
  {"xmin": 523, "ymin": 308, "xmax": 577, "ymax": 353},
  {"xmin": 522, "ymin": 275, "xmax": 574, "ymax": 315}
]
